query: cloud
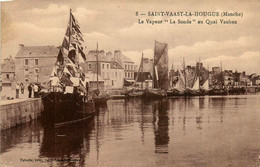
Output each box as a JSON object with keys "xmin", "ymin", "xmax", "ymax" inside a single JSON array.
[
  {"xmin": 26, "ymin": 4, "xmax": 69, "ymax": 16},
  {"xmin": 204, "ymin": 51, "xmax": 260, "ymax": 74}
]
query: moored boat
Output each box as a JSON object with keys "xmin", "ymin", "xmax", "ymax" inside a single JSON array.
[
  {"xmin": 41, "ymin": 9, "xmax": 96, "ymax": 128},
  {"xmin": 144, "ymin": 88, "xmax": 167, "ymax": 99},
  {"xmin": 145, "ymin": 40, "xmax": 169, "ymax": 99}
]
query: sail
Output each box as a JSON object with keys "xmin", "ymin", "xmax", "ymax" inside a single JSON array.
[
  {"xmin": 174, "ymin": 78, "xmax": 185, "ymax": 91},
  {"xmin": 174, "ymin": 69, "xmax": 185, "ymax": 91},
  {"xmin": 153, "ymin": 40, "xmax": 169, "ymax": 89},
  {"xmin": 201, "ymin": 79, "xmax": 209, "ymax": 90},
  {"xmin": 134, "ymin": 53, "xmax": 144, "ymax": 86},
  {"xmin": 191, "ymin": 77, "xmax": 200, "ymax": 90}
]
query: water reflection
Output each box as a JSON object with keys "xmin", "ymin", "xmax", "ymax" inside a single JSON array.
[
  {"xmin": 1, "ymin": 121, "xmax": 42, "ymax": 154},
  {"xmin": 40, "ymin": 120, "xmax": 94, "ymax": 166},
  {"xmin": 1, "ymin": 94, "xmax": 260, "ymax": 167},
  {"xmin": 152, "ymin": 99, "xmax": 169, "ymax": 154}
]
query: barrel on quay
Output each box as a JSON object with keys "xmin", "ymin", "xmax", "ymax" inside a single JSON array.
[{"xmin": 0, "ymin": 98, "xmax": 44, "ymax": 131}]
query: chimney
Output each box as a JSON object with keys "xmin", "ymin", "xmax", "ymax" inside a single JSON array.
[{"xmin": 19, "ymin": 44, "xmax": 24, "ymax": 50}]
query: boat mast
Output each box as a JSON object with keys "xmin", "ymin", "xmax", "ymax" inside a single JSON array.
[
  {"xmin": 198, "ymin": 57, "xmax": 201, "ymax": 86},
  {"xmin": 183, "ymin": 58, "xmax": 186, "ymax": 88},
  {"xmin": 96, "ymin": 42, "xmax": 99, "ymax": 90},
  {"xmin": 220, "ymin": 61, "xmax": 223, "ymax": 89},
  {"xmin": 141, "ymin": 52, "xmax": 144, "ymax": 90}
]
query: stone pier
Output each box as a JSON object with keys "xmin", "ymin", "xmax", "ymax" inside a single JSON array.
[{"xmin": 0, "ymin": 98, "xmax": 43, "ymax": 131}]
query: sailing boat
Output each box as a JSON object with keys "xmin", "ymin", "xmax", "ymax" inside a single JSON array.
[
  {"xmin": 41, "ymin": 9, "xmax": 96, "ymax": 128},
  {"xmin": 144, "ymin": 41, "xmax": 167, "ymax": 99},
  {"xmin": 188, "ymin": 61, "xmax": 206, "ymax": 96},
  {"xmin": 127, "ymin": 53, "xmax": 145, "ymax": 98},
  {"xmin": 92, "ymin": 43, "xmax": 108, "ymax": 104}
]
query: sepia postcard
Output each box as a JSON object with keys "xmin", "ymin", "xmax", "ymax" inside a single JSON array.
[{"xmin": 1, "ymin": 0, "xmax": 260, "ymax": 167}]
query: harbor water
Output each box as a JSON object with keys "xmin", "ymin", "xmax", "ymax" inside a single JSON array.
[{"xmin": 1, "ymin": 94, "xmax": 260, "ymax": 167}]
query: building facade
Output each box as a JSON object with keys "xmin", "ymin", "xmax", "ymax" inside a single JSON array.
[
  {"xmin": 114, "ymin": 50, "xmax": 135, "ymax": 83},
  {"xmin": 1, "ymin": 56, "xmax": 16, "ymax": 88},
  {"xmin": 15, "ymin": 44, "xmax": 59, "ymax": 86}
]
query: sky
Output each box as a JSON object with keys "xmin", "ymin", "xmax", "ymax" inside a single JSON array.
[{"xmin": 1, "ymin": 0, "xmax": 260, "ymax": 74}]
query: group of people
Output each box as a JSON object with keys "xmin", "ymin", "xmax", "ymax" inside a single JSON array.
[{"xmin": 15, "ymin": 83, "xmax": 40, "ymax": 99}]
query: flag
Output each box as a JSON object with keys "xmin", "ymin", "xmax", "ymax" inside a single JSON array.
[
  {"xmin": 66, "ymin": 65, "xmax": 76, "ymax": 77},
  {"xmin": 62, "ymin": 37, "xmax": 69, "ymax": 50},
  {"xmin": 78, "ymin": 46, "xmax": 86, "ymax": 60},
  {"xmin": 56, "ymin": 48, "xmax": 64, "ymax": 65}
]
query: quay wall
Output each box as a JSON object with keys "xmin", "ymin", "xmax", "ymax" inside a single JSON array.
[{"xmin": 0, "ymin": 98, "xmax": 43, "ymax": 131}]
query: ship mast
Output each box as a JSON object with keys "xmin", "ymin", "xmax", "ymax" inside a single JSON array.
[
  {"xmin": 183, "ymin": 58, "xmax": 186, "ymax": 88},
  {"xmin": 141, "ymin": 52, "xmax": 144, "ymax": 90}
]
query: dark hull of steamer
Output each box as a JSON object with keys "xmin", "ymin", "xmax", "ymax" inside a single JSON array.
[{"xmin": 41, "ymin": 92, "xmax": 96, "ymax": 128}]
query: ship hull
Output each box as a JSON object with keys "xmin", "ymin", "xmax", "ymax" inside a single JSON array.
[
  {"xmin": 127, "ymin": 90, "xmax": 145, "ymax": 98},
  {"xmin": 207, "ymin": 89, "xmax": 228, "ymax": 96},
  {"xmin": 144, "ymin": 89, "xmax": 167, "ymax": 99},
  {"xmin": 41, "ymin": 92, "xmax": 96, "ymax": 128}
]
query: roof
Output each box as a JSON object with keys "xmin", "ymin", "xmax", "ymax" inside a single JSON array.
[
  {"xmin": 110, "ymin": 61, "xmax": 123, "ymax": 69},
  {"xmin": 86, "ymin": 51, "xmax": 111, "ymax": 62},
  {"xmin": 1, "ymin": 59, "xmax": 15, "ymax": 73},
  {"xmin": 16, "ymin": 45, "xmax": 59, "ymax": 58},
  {"xmin": 122, "ymin": 54, "xmax": 134, "ymax": 63}
]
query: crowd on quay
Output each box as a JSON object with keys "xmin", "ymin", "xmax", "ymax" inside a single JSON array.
[{"xmin": 15, "ymin": 83, "xmax": 41, "ymax": 99}]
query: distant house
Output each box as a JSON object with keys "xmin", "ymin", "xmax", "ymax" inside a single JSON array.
[
  {"xmin": 223, "ymin": 70, "xmax": 234, "ymax": 87},
  {"xmin": 82, "ymin": 49, "xmax": 135, "ymax": 89},
  {"xmin": 1, "ymin": 56, "xmax": 15, "ymax": 88},
  {"xmin": 110, "ymin": 61, "xmax": 124, "ymax": 88},
  {"xmin": 114, "ymin": 50, "xmax": 135, "ymax": 84},
  {"xmin": 81, "ymin": 50, "xmax": 110, "ymax": 90},
  {"xmin": 15, "ymin": 44, "xmax": 59, "ymax": 86}
]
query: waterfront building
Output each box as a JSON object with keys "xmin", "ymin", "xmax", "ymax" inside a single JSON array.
[
  {"xmin": 81, "ymin": 50, "xmax": 109, "ymax": 90},
  {"xmin": 223, "ymin": 70, "xmax": 235, "ymax": 87},
  {"xmin": 81, "ymin": 50, "xmax": 128, "ymax": 90},
  {"xmin": 110, "ymin": 61, "xmax": 124, "ymax": 88},
  {"xmin": 114, "ymin": 50, "xmax": 135, "ymax": 84},
  {"xmin": 15, "ymin": 44, "xmax": 59, "ymax": 86},
  {"xmin": 1, "ymin": 56, "xmax": 16, "ymax": 88}
]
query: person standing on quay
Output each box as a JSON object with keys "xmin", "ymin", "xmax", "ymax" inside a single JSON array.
[
  {"xmin": 20, "ymin": 83, "xmax": 24, "ymax": 94},
  {"xmin": 28, "ymin": 84, "xmax": 32, "ymax": 98},
  {"xmin": 16, "ymin": 83, "xmax": 20, "ymax": 99},
  {"xmin": 33, "ymin": 84, "xmax": 39, "ymax": 98}
]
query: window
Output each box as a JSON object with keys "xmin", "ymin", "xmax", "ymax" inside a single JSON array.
[
  {"xmin": 35, "ymin": 59, "xmax": 38, "ymax": 66},
  {"xmin": 88, "ymin": 64, "xmax": 91, "ymax": 69},
  {"xmin": 125, "ymin": 65, "xmax": 127, "ymax": 70},
  {"xmin": 35, "ymin": 68, "xmax": 39, "ymax": 74},
  {"xmin": 125, "ymin": 72, "xmax": 127, "ymax": 77},
  {"xmin": 128, "ymin": 72, "xmax": 130, "ymax": 77},
  {"xmin": 131, "ymin": 65, "xmax": 133, "ymax": 70},
  {"xmin": 128, "ymin": 65, "xmax": 130, "ymax": 70},
  {"xmin": 25, "ymin": 59, "xmax": 28, "ymax": 65},
  {"xmin": 107, "ymin": 64, "xmax": 109, "ymax": 69},
  {"xmin": 6, "ymin": 74, "xmax": 9, "ymax": 79},
  {"xmin": 102, "ymin": 64, "xmax": 104, "ymax": 69},
  {"xmin": 131, "ymin": 72, "xmax": 133, "ymax": 78},
  {"xmin": 112, "ymin": 80, "xmax": 114, "ymax": 86}
]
